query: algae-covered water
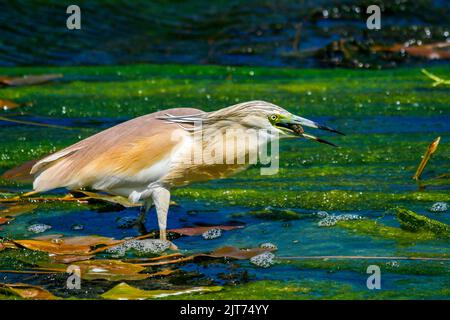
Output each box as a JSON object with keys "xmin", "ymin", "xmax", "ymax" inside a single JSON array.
[{"xmin": 0, "ymin": 63, "xmax": 449, "ymax": 299}]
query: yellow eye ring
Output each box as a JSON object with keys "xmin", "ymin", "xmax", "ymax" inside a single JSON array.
[{"xmin": 270, "ymin": 114, "xmax": 278, "ymax": 122}]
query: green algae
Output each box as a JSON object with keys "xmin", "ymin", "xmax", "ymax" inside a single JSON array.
[
  {"xmin": 173, "ymin": 188, "xmax": 449, "ymax": 211},
  {"xmin": 335, "ymin": 219, "xmax": 436, "ymax": 242},
  {"xmin": 396, "ymin": 207, "xmax": 450, "ymax": 237},
  {"xmin": 286, "ymin": 258, "xmax": 450, "ymax": 276},
  {"xmin": 0, "ymin": 248, "xmax": 51, "ymax": 270},
  {"xmin": 232, "ymin": 207, "xmax": 305, "ymax": 220},
  {"xmin": 162, "ymin": 279, "xmax": 450, "ymax": 300},
  {"xmin": 0, "ymin": 64, "xmax": 449, "ymax": 121}
]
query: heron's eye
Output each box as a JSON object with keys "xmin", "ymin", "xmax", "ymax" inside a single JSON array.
[{"xmin": 269, "ymin": 114, "xmax": 279, "ymax": 122}]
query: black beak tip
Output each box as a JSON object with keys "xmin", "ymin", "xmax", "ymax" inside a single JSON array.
[
  {"xmin": 319, "ymin": 125, "xmax": 345, "ymax": 136},
  {"xmin": 316, "ymin": 137, "xmax": 338, "ymax": 147}
]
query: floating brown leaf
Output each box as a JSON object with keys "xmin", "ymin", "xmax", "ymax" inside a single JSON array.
[
  {"xmin": 373, "ymin": 42, "xmax": 450, "ymax": 60},
  {"xmin": 203, "ymin": 246, "xmax": 276, "ymax": 260},
  {"xmin": 124, "ymin": 253, "xmax": 183, "ymax": 263},
  {"xmin": 137, "ymin": 255, "xmax": 195, "ymax": 267},
  {"xmin": 0, "ymin": 241, "xmax": 17, "ymax": 250},
  {"xmin": 14, "ymin": 235, "xmax": 122, "ymax": 255},
  {"xmin": 50, "ymin": 254, "xmax": 94, "ymax": 264},
  {"xmin": 0, "ymin": 74, "xmax": 63, "ymax": 87},
  {"xmin": 0, "ymin": 99, "xmax": 20, "ymax": 110},
  {"xmin": 0, "ymin": 204, "xmax": 37, "ymax": 220},
  {"xmin": 0, "ymin": 283, "xmax": 58, "ymax": 300},
  {"xmin": 0, "ymin": 217, "xmax": 12, "ymax": 225},
  {"xmin": 0, "ymin": 194, "xmax": 87, "ymax": 205},
  {"xmin": 73, "ymin": 259, "xmax": 149, "ymax": 281},
  {"xmin": 169, "ymin": 225, "xmax": 244, "ymax": 236}
]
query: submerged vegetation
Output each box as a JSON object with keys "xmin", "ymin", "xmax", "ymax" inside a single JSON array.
[{"xmin": 0, "ymin": 62, "xmax": 449, "ymax": 299}]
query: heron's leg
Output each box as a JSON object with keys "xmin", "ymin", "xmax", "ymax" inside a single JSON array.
[
  {"xmin": 135, "ymin": 199, "xmax": 152, "ymax": 234},
  {"xmin": 151, "ymin": 187, "xmax": 172, "ymax": 243},
  {"xmin": 137, "ymin": 200, "xmax": 151, "ymax": 224}
]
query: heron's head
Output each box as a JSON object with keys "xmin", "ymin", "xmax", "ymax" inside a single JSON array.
[{"xmin": 209, "ymin": 100, "xmax": 344, "ymax": 146}]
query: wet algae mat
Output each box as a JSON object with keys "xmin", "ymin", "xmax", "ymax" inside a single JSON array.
[{"xmin": 0, "ymin": 64, "xmax": 449, "ymax": 299}]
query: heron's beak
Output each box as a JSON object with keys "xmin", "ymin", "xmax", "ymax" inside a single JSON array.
[{"xmin": 276, "ymin": 115, "xmax": 344, "ymax": 147}]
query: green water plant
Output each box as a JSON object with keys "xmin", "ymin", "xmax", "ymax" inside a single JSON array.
[{"xmin": 396, "ymin": 207, "xmax": 450, "ymax": 237}]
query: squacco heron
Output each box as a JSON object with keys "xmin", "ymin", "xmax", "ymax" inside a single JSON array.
[{"xmin": 31, "ymin": 101, "xmax": 342, "ymax": 242}]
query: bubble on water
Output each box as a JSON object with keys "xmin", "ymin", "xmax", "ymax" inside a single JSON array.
[
  {"xmin": 250, "ymin": 252, "xmax": 275, "ymax": 268},
  {"xmin": 318, "ymin": 214, "xmax": 363, "ymax": 227},
  {"xmin": 315, "ymin": 211, "xmax": 329, "ymax": 218},
  {"xmin": 202, "ymin": 228, "xmax": 222, "ymax": 240},
  {"xmin": 386, "ymin": 261, "xmax": 400, "ymax": 268},
  {"xmin": 429, "ymin": 202, "xmax": 448, "ymax": 213},
  {"xmin": 260, "ymin": 242, "xmax": 278, "ymax": 250},
  {"xmin": 27, "ymin": 224, "xmax": 52, "ymax": 233},
  {"xmin": 71, "ymin": 224, "xmax": 84, "ymax": 231},
  {"xmin": 107, "ymin": 239, "xmax": 170, "ymax": 257},
  {"xmin": 116, "ymin": 216, "xmax": 137, "ymax": 229}
]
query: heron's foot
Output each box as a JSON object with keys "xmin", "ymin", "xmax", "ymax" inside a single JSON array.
[
  {"xmin": 160, "ymin": 229, "xmax": 178, "ymax": 250},
  {"xmin": 168, "ymin": 241, "xmax": 179, "ymax": 250}
]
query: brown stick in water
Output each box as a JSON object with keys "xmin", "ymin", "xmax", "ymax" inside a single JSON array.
[{"xmin": 412, "ymin": 136, "xmax": 441, "ymax": 180}]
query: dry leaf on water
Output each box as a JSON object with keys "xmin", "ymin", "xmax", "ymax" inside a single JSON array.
[
  {"xmin": 202, "ymin": 246, "xmax": 276, "ymax": 260},
  {"xmin": 50, "ymin": 254, "xmax": 94, "ymax": 264},
  {"xmin": 73, "ymin": 260, "xmax": 150, "ymax": 281},
  {"xmin": 0, "ymin": 204, "xmax": 38, "ymax": 225},
  {"xmin": 0, "ymin": 99, "xmax": 20, "ymax": 110},
  {"xmin": 136, "ymin": 246, "xmax": 277, "ymax": 267},
  {"xmin": 0, "ymin": 241, "xmax": 17, "ymax": 251},
  {"xmin": 169, "ymin": 225, "xmax": 244, "ymax": 236},
  {"xmin": 0, "ymin": 217, "xmax": 12, "ymax": 225},
  {"xmin": 14, "ymin": 235, "xmax": 121, "ymax": 255},
  {"xmin": 37, "ymin": 260, "xmax": 175, "ymax": 281},
  {"xmin": 0, "ymin": 283, "xmax": 58, "ymax": 300},
  {"xmin": 101, "ymin": 282, "xmax": 222, "ymax": 300},
  {"xmin": 0, "ymin": 204, "xmax": 37, "ymax": 218},
  {"xmin": 373, "ymin": 42, "xmax": 450, "ymax": 60},
  {"xmin": 0, "ymin": 194, "xmax": 86, "ymax": 205}
]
